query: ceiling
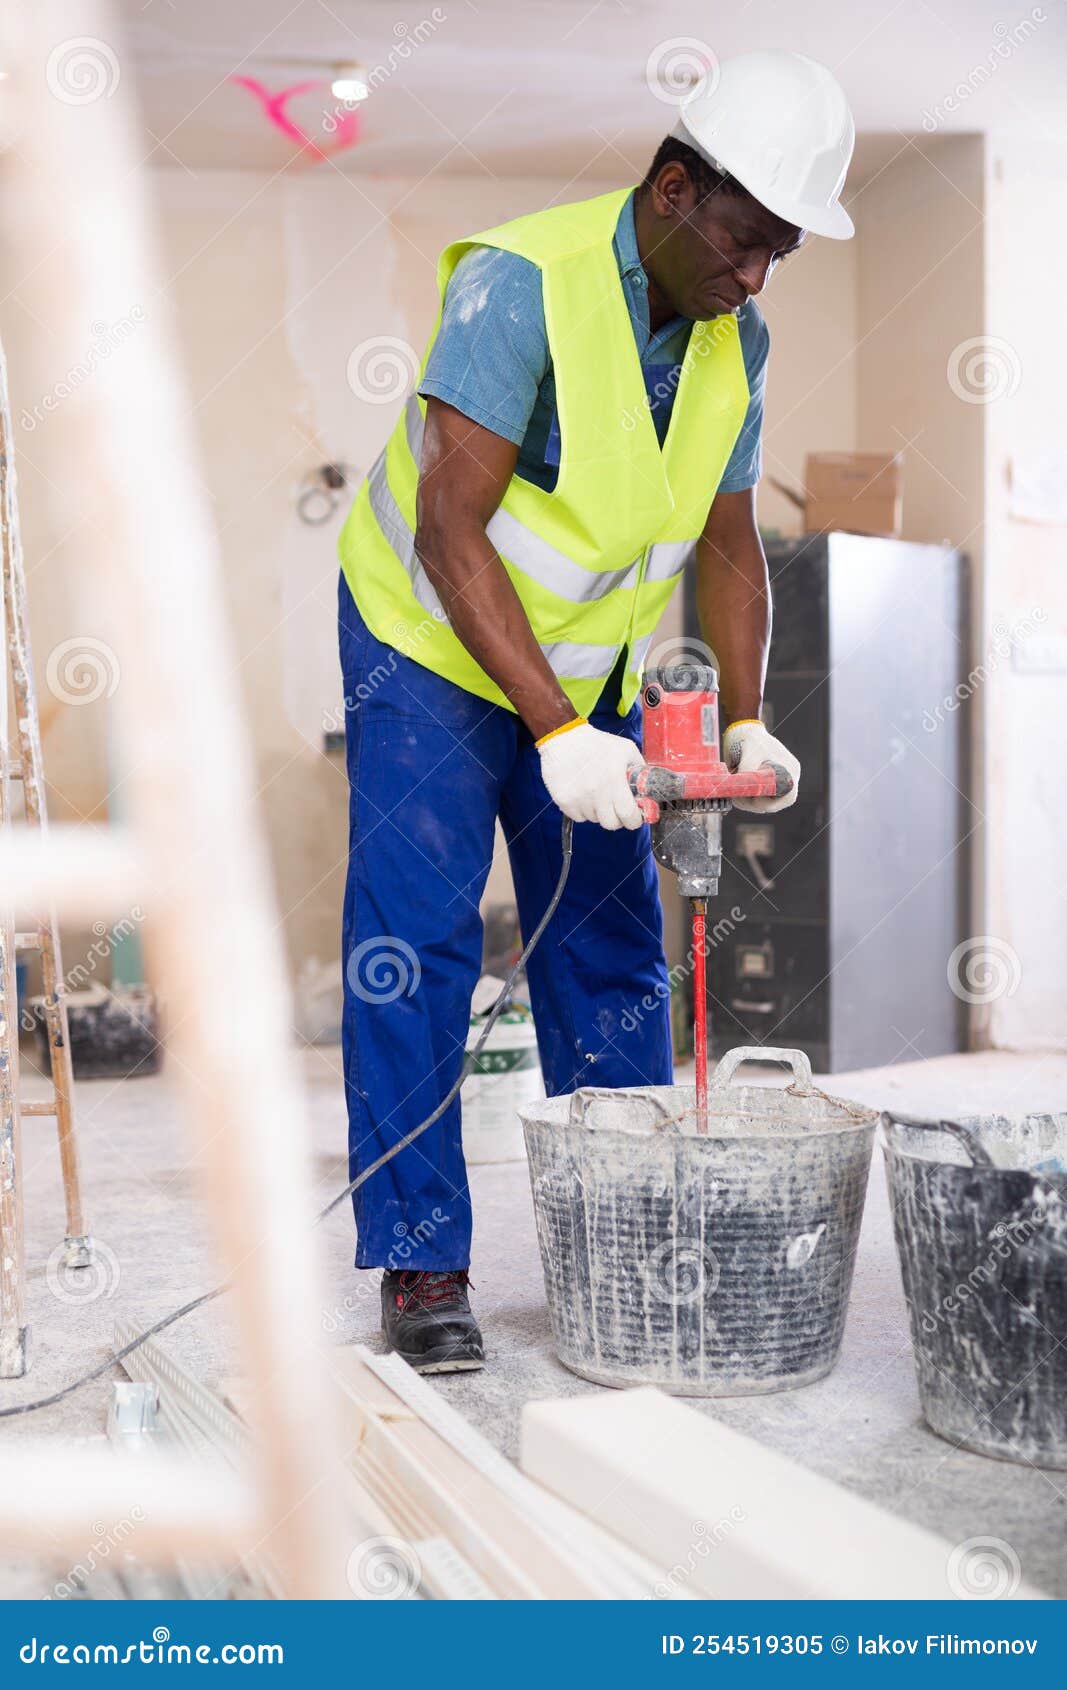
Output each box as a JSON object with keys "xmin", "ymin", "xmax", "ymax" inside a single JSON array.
[{"xmin": 118, "ymin": 0, "xmax": 1066, "ymax": 181}]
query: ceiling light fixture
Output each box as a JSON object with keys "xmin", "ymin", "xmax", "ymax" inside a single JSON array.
[{"xmin": 330, "ymin": 62, "xmax": 369, "ymax": 103}]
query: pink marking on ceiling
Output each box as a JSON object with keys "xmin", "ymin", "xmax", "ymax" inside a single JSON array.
[{"xmin": 230, "ymin": 77, "xmax": 362, "ymax": 162}]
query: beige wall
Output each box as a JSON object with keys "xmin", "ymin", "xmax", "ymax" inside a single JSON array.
[
  {"xmin": 756, "ymin": 231, "xmax": 857, "ymax": 535},
  {"xmin": 854, "ymin": 137, "xmax": 986, "ymax": 550},
  {"xmin": 852, "ymin": 136, "xmax": 990, "ymax": 1043},
  {"xmin": 847, "ymin": 131, "xmax": 1066, "ymax": 1052},
  {"xmin": 982, "ymin": 132, "xmax": 1067, "ymax": 1050}
]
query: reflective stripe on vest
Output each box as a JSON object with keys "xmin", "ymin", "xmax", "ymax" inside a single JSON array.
[
  {"xmin": 644, "ymin": 540, "xmax": 695, "ymax": 583},
  {"xmin": 540, "ymin": 640, "xmax": 620, "ymax": 680},
  {"xmin": 630, "ymin": 633, "xmax": 654, "ymax": 672},
  {"xmin": 395, "ymin": 392, "xmax": 693, "ymax": 603},
  {"xmin": 366, "ymin": 450, "xmax": 625, "ymax": 683},
  {"xmin": 403, "ymin": 397, "xmax": 642, "ymax": 604},
  {"xmin": 367, "ymin": 452, "xmax": 443, "ymax": 618}
]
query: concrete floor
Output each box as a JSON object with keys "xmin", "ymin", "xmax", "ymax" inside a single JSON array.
[{"xmin": 2, "ymin": 1041, "xmax": 1065, "ymax": 1598}]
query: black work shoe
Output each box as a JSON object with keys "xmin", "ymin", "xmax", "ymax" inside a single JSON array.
[{"xmin": 381, "ymin": 1270, "xmax": 485, "ymax": 1374}]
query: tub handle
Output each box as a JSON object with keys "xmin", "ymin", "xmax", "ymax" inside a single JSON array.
[
  {"xmin": 880, "ymin": 1111, "xmax": 996, "ymax": 1168},
  {"xmin": 569, "ymin": 1086, "xmax": 681, "ymax": 1132},
  {"xmin": 710, "ymin": 1045, "xmax": 814, "ymax": 1096}
]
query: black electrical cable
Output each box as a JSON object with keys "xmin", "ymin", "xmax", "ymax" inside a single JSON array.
[{"xmin": 0, "ymin": 817, "xmax": 574, "ymax": 1420}]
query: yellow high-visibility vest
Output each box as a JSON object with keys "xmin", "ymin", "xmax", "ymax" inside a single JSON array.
[{"xmin": 338, "ymin": 187, "xmax": 749, "ymax": 716}]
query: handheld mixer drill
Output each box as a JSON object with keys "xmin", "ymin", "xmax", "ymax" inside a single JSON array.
[{"xmin": 629, "ymin": 663, "xmax": 793, "ymax": 1133}]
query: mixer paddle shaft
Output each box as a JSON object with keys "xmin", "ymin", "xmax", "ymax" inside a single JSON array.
[
  {"xmin": 631, "ymin": 663, "xmax": 785, "ymax": 1139},
  {"xmin": 691, "ymin": 897, "xmax": 709, "ymax": 1134}
]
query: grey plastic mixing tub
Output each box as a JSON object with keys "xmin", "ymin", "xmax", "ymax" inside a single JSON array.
[
  {"xmin": 883, "ymin": 1110, "xmax": 1067, "ymax": 1468},
  {"xmin": 520, "ymin": 1046, "xmax": 877, "ymax": 1396}
]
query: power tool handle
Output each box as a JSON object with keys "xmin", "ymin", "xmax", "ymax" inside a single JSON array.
[
  {"xmin": 766, "ymin": 761, "xmax": 794, "ymax": 799},
  {"xmin": 629, "ymin": 764, "xmax": 686, "ymax": 824},
  {"xmin": 629, "ymin": 769, "xmax": 659, "ymax": 825}
]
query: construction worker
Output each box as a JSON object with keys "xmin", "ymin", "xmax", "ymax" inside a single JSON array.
[{"xmin": 338, "ymin": 50, "xmax": 855, "ymax": 1371}]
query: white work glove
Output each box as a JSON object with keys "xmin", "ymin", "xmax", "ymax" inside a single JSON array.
[
  {"xmin": 538, "ymin": 720, "xmax": 645, "ymax": 831},
  {"xmin": 722, "ymin": 719, "xmax": 800, "ymax": 813}
]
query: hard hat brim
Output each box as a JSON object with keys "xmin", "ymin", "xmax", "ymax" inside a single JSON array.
[
  {"xmin": 792, "ymin": 196, "xmax": 855, "ymax": 240},
  {"xmin": 735, "ymin": 176, "xmax": 856, "ymax": 240}
]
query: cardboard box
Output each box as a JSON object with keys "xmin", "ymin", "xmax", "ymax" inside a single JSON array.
[{"xmin": 803, "ymin": 450, "xmax": 903, "ymax": 537}]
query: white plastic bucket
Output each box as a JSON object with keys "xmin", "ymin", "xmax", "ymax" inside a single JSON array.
[{"xmin": 463, "ymin": 1011, "xmax": 542, "ymax": 1164}]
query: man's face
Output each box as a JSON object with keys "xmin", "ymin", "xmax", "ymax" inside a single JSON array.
[{"xmin": 643, "ymin": 162, "xmax": 804, "ymax": 321}]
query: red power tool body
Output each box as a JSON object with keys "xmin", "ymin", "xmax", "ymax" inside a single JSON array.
[{"xmin": 629, "ymin": 663, "xmax": 792, "ymax": 1132}]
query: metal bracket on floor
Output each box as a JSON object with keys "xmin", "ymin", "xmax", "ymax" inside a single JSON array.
[
  {"xmin": 107, "ymin": 1381, "xmax": 159, "ymax": 1452},
  {"xmin": 112, "ymin": 1318, "xmax": 280, "ymax": 1600}
]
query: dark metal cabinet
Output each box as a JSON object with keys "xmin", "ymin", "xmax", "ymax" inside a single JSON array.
[{"xmin": 686, "ymin": 532, "xmax": 968, "ymax": 1073}]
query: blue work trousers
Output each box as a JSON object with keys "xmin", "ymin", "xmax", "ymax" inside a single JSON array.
[{"xmin": 338, "ymin": 575, "xmax": 671, "ymax": 1268}]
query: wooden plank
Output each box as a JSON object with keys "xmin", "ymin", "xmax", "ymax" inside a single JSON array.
[
  {"xmin": 226, "ymin": 1373, "xmax": 490, "ymax": 1601},
  {"xmin": 0, "ymin": 830, "xmax": 147, "ymax": 920},
  {"xmin": 521, "ymin": 1386, "xmax": 1048, "ymax": 1601},
  {"xmin": 0, "ymin": 1441, "xmax": 254, "ymax": 1561},
  {"xmin": 329, "ymin": 1349, "xmax": 546, "ymax": 1598},
  {"xmin": 328, "ymin": 1347, "xmax": 622, "ymax": 1599},
  {"xmin": 361, "ymin": 1348, "xmax": 674, "ymax": 1599}
]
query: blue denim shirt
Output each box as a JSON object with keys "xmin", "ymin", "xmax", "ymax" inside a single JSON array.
[{"xmin": 420, "ymin": 191, "xmax": 768, "ymax": 495}]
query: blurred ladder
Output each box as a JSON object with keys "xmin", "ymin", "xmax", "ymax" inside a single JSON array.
[
  {"xmin": 0, "ymin": 344, "xmax": 91, "ymax": 1380},
  {"xmin": 0, "ymin": 0, "xmax": 351, "ymax": 1594}
]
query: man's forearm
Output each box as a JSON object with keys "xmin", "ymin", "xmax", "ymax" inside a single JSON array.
[
  {"xmin": 416, "ymin": 515, "xmax": 575, "ymax": 740},
  {"xmin": 415, "ymin": 398, "xmax": 576, "ymax": 740},
  {"xmin": 694, "ymin": 495, "xmax": 772, "ymax": 725}
]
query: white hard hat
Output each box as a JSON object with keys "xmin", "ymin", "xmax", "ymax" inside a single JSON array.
[{"xmin": 673, "ymin": 50, "xmax": 856, "ymax": 239}]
